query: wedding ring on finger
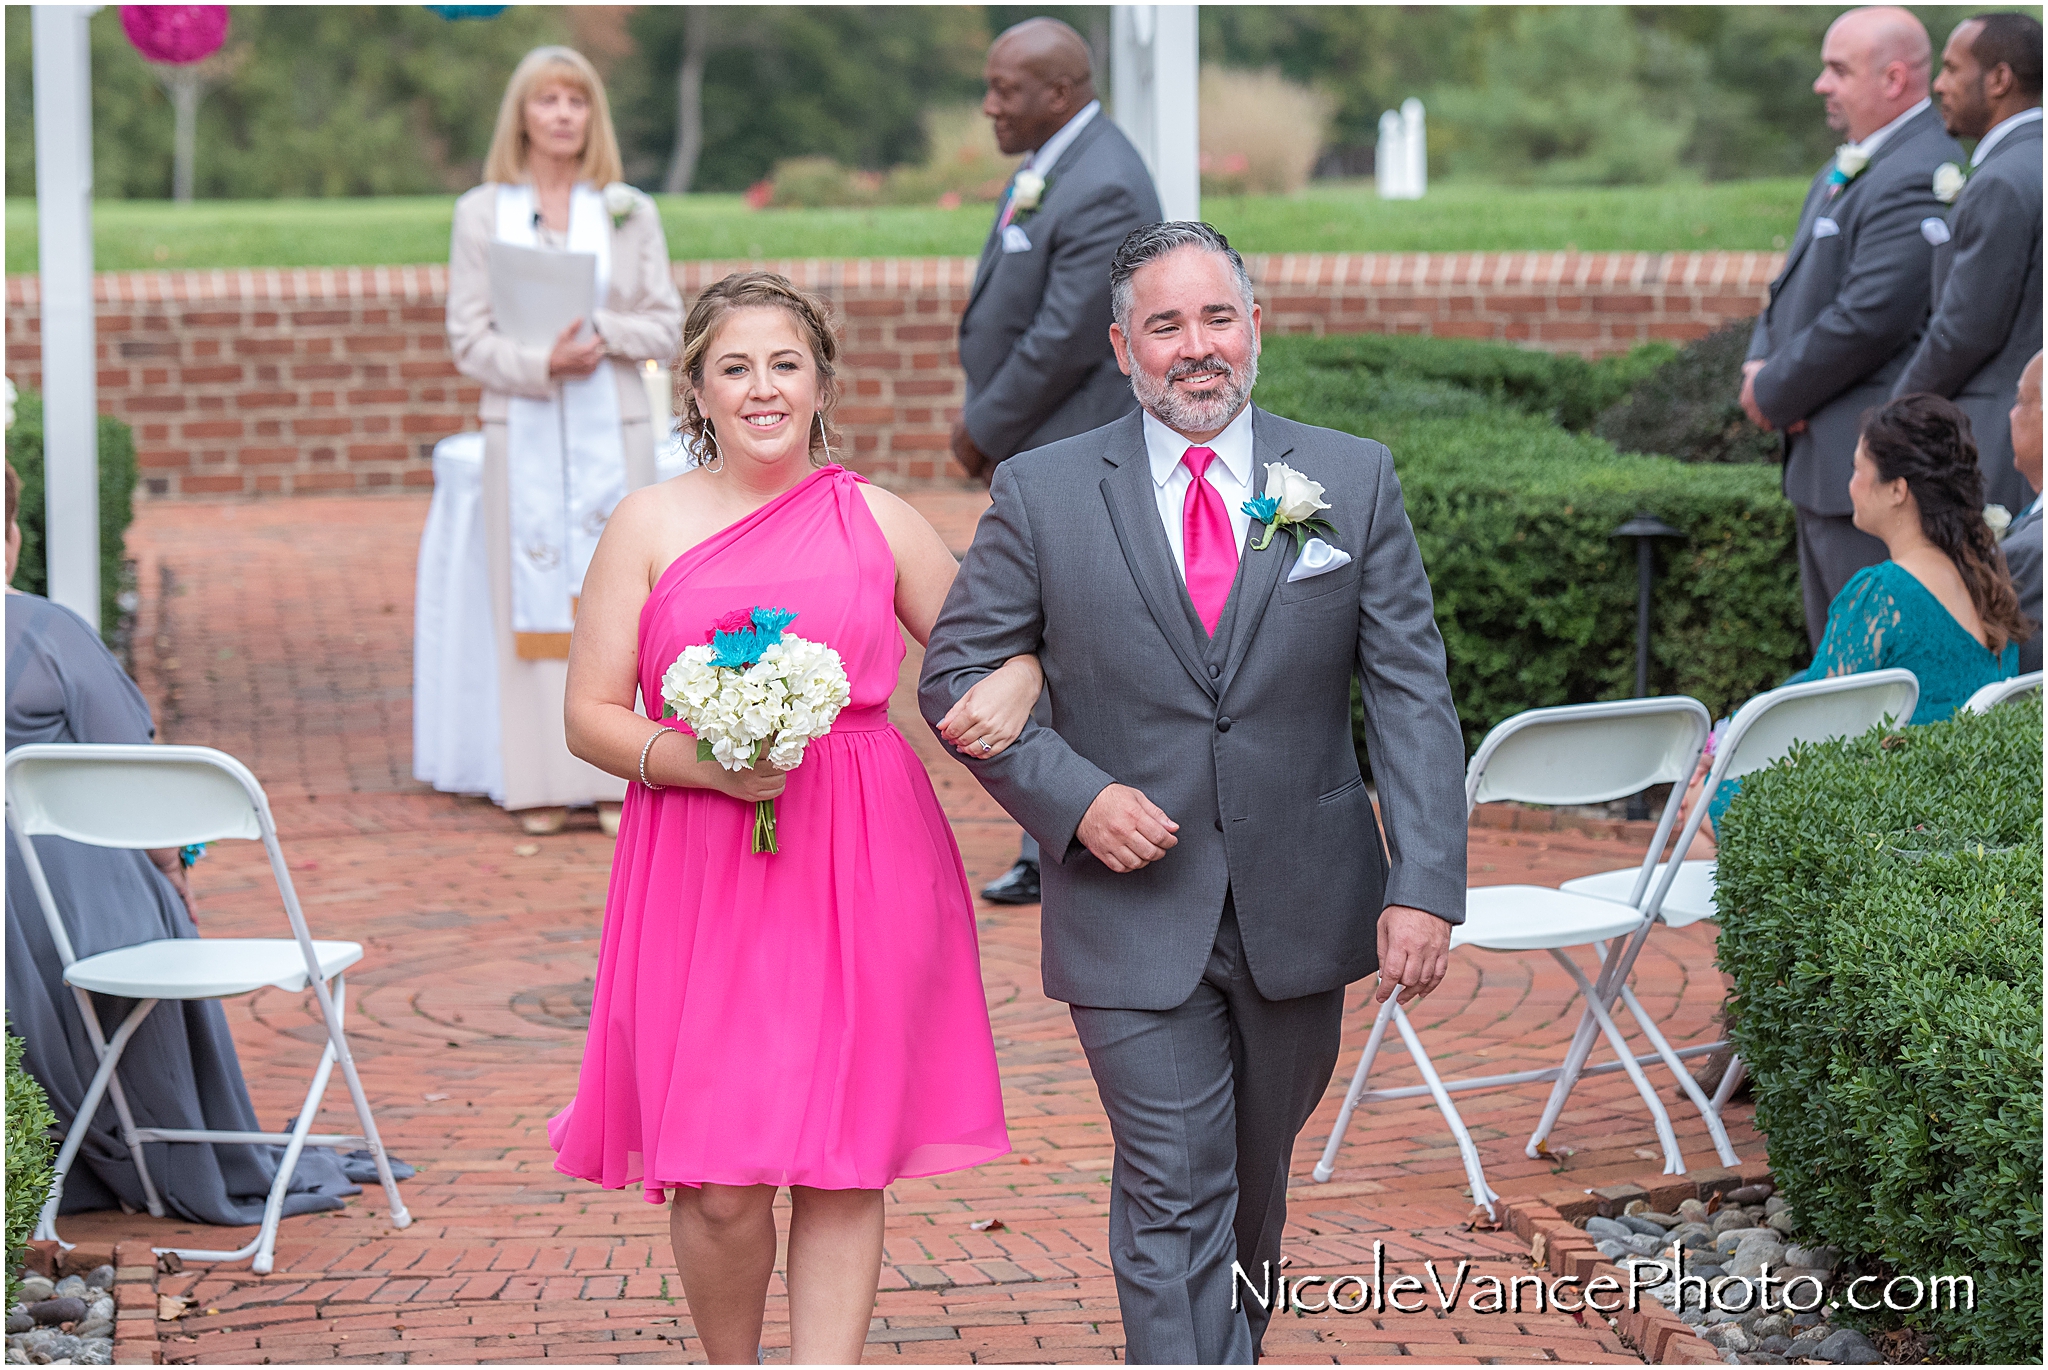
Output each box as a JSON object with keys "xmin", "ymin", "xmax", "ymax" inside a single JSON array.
[{"xmin": 978, "ymin": 739, "xmax": 993, "ymax": 754}]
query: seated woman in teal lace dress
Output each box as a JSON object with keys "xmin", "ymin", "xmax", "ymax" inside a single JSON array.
[{"xmin": 1693, "ymin": 394, "xmax": 2025, "ymax": 833}]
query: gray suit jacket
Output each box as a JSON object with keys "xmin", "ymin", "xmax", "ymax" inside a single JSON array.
[
  {"xmin": 2004, "ymin": 498, "xmax": 2043, "ymax": 675},
  {"xmin": 957, "ymin": 116, "xmax": 1162, "ymax": 464},
  {"xmin": 1750, "ymin": 105, "xmax": 1965, "ymax": 516},
  {"xmin": 918, "ymin": 407, "xmax": 1469, "ymax": 1010},
  {"xmin": 1895, "ymin": 118, "xmax": 2043, "ymax": 513}
]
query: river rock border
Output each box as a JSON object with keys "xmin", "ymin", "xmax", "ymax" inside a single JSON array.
[{"xmin": 19, "ymin": 1243, "xmax": 160, "ymax": 1366}]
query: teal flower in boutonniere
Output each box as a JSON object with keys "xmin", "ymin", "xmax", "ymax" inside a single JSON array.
[
  {"xmin": 1241, "ymin": 462, "xmax": 1337, "ymax": 552},
  {"xmin": 1825, "ymin": 143, "xmax": 1870, "ymax": 197}
]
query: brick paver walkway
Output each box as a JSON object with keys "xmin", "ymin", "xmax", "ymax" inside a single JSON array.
[{"xmin": 56, "ymin": 492, "xmax": 1759, "ymax": 1364}]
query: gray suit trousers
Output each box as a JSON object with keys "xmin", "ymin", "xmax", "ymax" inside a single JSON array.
[
  {"xmin": 1794, "ymin": 507, "xmax": 1888, "ymax": 647},
  {"xmin": 1070, "ymin": 898, "xmax": 1344, "ymax": 1365}
]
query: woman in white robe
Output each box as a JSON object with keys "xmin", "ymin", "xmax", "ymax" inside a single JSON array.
[{"xmin": 444, "ymin": 45, "xmax": 683, "ymax": 834}]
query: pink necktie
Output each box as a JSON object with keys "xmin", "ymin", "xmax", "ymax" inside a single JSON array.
[{"xmin": 1180, "ymin": 446, "xmax": 1238, "ymax": 636}]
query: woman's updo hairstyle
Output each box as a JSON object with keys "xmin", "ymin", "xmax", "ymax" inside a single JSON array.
[
  {"xmin": 1860, "ymin": 393, "xmax": 2028, "ymax": 653},
  {"xmin": 678, "ymin": 271, "xmax": 841, "ymax": 467}
]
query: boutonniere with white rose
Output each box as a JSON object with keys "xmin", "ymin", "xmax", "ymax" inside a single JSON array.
[
  {"xmin": 1985, "ymin": 503, "xmax": 2013, "ymax": 536},
  {"xmin": 1241, "ymin": 463, "xmax": 1337, "ymax": 553},
  {"xmin": 1010, "ymin": 169, "xmax": 1048, "ymax": 222},
  {"xmin": 1826, "ymin": 144, "xmax": 1870, "ymax": 197},
  {"xmin": 602, "ymin": 181, "xmax": 640, "ymax": 229},
  {"xmin": 1933, "ymin": 161, "xmax": 1969, "ymax": 205}
]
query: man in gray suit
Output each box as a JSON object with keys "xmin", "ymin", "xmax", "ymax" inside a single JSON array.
[
  {"xmin": 2003, "ymin": 352, "xmax": 2042, "ymax": 673},
  {"xmin": 1742, "ymin": 6, "xmax": 1965, "ymax": 645},
  {"xmin": 1894, "ymin": 11, "xmax": 2043, "ymax": 514},
  {"xmin": 954, "ymin": 17, "xmax": 1163, "ymax": 905},
  {"xmin": 921, "ymin": 223, "xmax": 1467, "ymax": 1363},
  {"xmin": 951, "ymin": 18, "xmax": 1162, "ymax": 484}
]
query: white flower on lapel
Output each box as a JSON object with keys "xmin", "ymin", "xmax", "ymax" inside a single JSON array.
[
  {"xmin": 1242, "ymin": 463, "xmax": 1337, "ymax": 553},
  {"xmin": 1264, "ymin": 463, "xmax": 1331, "ymax": 524},
  {"xmin": 1012, "ymin": 169, "xmax": 1046, "ymax": 212},
  {"xmin": 1985, "ymin": 503, "xmax": 2013, "ymax": 536},
  {"xmin": 1933, "ymin": 161, "xmax": 1967, "ymax": 204},
  {"xmin": 1834, "ymin": 144, "xmax": 1870, "ymax": 179},
  {"xmin": 603, "ymin": 181, "xmax": 639, "ymax": 227}
]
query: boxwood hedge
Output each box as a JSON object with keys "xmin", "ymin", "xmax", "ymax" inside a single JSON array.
[
  {"xmin": 1255, "ymin": 334, "xmax": 1808, "ymax": 744},
  {"xmin": 1713, "ymin": 700, "xmax": 2042, "ymax": 1364},
  {"xmin": 6, "ymin": 389, "xmax": 140, "ymax": 644},
  {"xmin": 5, "ymin": 1030, "xmax": 55, "ymax": 1309}
]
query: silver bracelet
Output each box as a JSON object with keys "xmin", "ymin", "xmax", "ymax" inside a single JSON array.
[{"xmin": 638, "ymin": 727, "xmax": 669, "ymax": 791}]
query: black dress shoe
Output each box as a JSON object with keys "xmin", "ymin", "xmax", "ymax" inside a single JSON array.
[{"xmin": 980, "ymin": 860, "xmax": 1040, "ymax": 905}]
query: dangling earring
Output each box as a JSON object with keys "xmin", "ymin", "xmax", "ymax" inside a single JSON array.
[
  {"xmin": 700, "ymin": 423, "xmax": 725, "ymax": 474},
  {"xmin": 815, "ymin": 411, "xmax": 833, "ymax": 467}
]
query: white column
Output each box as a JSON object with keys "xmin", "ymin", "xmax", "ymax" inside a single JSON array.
[
  {"xmin": 1110, "ymin": 5, "xmax": 1200, "ymax": 223},
  {"xmin": 33, "ymin": 6, "xmax": 100, "ymax": 629},
  {"xmin": 1402, "ymin": 97, "xmax": 1428, "ymax": 200},
  {"xmin": 1376, "ymin": 110, "xmax": 1403, "ymax": 199}
]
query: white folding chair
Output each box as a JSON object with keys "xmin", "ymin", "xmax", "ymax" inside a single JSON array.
[
  {"xmin": 1312, "ymin": 696, "xmax": 1711, "ymax": 1218},
  {"xmin": 5, "ymin": 743, "xmax": 412, "ymax": 1273},
  {"xmin": 1964, "ymin": 670, "xmax": 2042, "ymax": 715},
  {"xmin": 1541, "ymin": 668, "xmax": 1920, "ymax": 1150}
]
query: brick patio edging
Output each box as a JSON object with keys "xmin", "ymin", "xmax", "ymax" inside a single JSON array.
[
  {"xmin": 1499, "ymin": 1160, "xmax": 1777, "ymax": 1366},
  {"xmin": 20, "ymin": 1239, "xmax": 161, "ymax": 1365}
]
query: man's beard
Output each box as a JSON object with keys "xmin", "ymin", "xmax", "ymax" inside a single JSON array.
[
  {"xmin": 1940, "ymin": 76, "xmax": 1991, "ymax": 139},
  {"xmin": 1131, "ymin": 350, "xmax": 1259, "ymax": 434}
]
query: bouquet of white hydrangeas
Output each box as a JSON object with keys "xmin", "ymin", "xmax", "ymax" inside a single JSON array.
[{"xmin": 659, "ymin": 605, "xmax": 851, "ymax": 854}]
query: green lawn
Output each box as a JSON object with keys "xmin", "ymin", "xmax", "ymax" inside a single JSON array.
[{"xmin": 5, "ymin": 178, "xmax": 1810, "ymax": 274}]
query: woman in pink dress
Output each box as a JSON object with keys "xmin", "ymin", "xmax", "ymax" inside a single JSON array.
[{"xmin": 553, "ymin": 271, "xmax": 1037, "ymax": 1363}]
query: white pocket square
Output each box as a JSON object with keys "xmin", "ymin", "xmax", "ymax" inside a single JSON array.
[
  {"xmin": 1920, "ymin": 216, "xmax": 1952, "ymax": 245},
  {"xmin": 1812, "ymin": 216, "xmax": 1841, "ymax": 238},
  {"xmin": 1001, "ymin": 224, "xmax": 1032, "ymax": 254},
  {"xmin": 1286, "ymin": 537, "xmax": 1352, "ymax": 583}
]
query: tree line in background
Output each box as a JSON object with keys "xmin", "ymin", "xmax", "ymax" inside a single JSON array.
[{"xmin": 3, "ymin": 4, "xmax": 1998, "ymax": 202}]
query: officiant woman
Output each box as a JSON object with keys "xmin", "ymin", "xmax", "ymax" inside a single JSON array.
[{"xmin": 446, "ymin": 45, "xmax": 683, "ymax": 835}]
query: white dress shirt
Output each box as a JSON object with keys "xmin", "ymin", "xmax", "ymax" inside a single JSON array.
[
  {"xmin": 1026, "ymin": 100, "xmax": 1101, "ymax": 177},
  {"xmin": 1851, "ymin": 97, "xmax": 1931, "ymax": 158},
  {"xmin": 1974, "ymin": 106, "xmax": 2044, "ymax": 165},
  {"xmin": 1145, "ymin": 405, "xmax": 1256, "ymax": 579}
]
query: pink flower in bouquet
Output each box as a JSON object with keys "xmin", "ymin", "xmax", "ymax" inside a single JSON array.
[
  {"xmin": 706, "ymin": 607, "xmax": 756, "ymax": 642},
  {"xmin": 120, "ymin": 6, "xmax": 229, "ymax": 64}
]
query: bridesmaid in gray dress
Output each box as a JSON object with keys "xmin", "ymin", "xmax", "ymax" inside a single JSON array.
[{"xmin": 3, "ymin": 464, "xmax": 362, "ymax": 1225}]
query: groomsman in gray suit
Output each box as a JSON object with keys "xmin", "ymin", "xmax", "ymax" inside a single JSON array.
[
  {"xmin": 2003, "ymin": 353, "xmax": 2042, "ymax": 673},
  {"xmin": 953, "ymin": 16, "xmax": 1163, "ymax": 905},
  {"xmin": 1895, "ymin": 12, "xmax": 2043, "ymax": 514},
  {"xmin": 922, "ymin": 223, "xmax": 1467, "ymax": 1363},
  {"xmin": 1743, "ymin": 6, "xmax": 1965, "ymax": 645},
  {"xmin": 951, "ymin": 17, "xmax": 1162, "ymax": 484}
]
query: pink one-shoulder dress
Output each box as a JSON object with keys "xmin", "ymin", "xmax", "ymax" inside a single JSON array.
[{"xmin": 549, "ymin": 466, "xmax": 1009, "ymax": 1197}]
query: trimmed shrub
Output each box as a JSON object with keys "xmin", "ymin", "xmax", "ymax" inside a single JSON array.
[
  {"xmin": 1713, "ymin": 701, "xmax": 2042, "ymax": 1364},
  {"xmin": 1267, "ymin": 330, "xmax": 1672, "ymax": 433},
  {"xmin": 1256, "ymin": 334, "xmax": 1807, "ymax": 744},
  {"xmin": 5, "ymin": 390, "xmax": 140, "ymax": 641},
  {"xmin": 1595, "ymin": 318, "xmax": 1783, "ymax": 465},
  {"xmin": 5, "ymin": 1030, "xmax": 56, "ymax": 1308}
]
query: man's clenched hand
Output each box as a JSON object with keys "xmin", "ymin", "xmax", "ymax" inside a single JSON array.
[
  {"xmin": 1375, "ymin": 904, "xmax": 1452, "ymax": 1004},
  {"xmin": 1077, "ymin": 784, "xmax": 1179, "ymax": 872}
]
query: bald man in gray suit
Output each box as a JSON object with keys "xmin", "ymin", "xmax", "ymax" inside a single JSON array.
[
  {"xmin": 1743, "ymin": 7, "xmax": 1965, "ymax": 644},
  {"xmin": 1894, "ymin": 12, "xmax": 2043, "ymax": 514}
]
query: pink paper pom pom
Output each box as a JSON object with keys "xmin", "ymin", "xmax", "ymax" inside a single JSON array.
[{"xmin": 119, "ymin": 6, "xmax": 229, "ymax": 65}]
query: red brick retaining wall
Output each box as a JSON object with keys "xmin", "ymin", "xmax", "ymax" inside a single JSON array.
[{"xmin": 3, "ymin": 251, "xmax": 1782, "ymax": 498}]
